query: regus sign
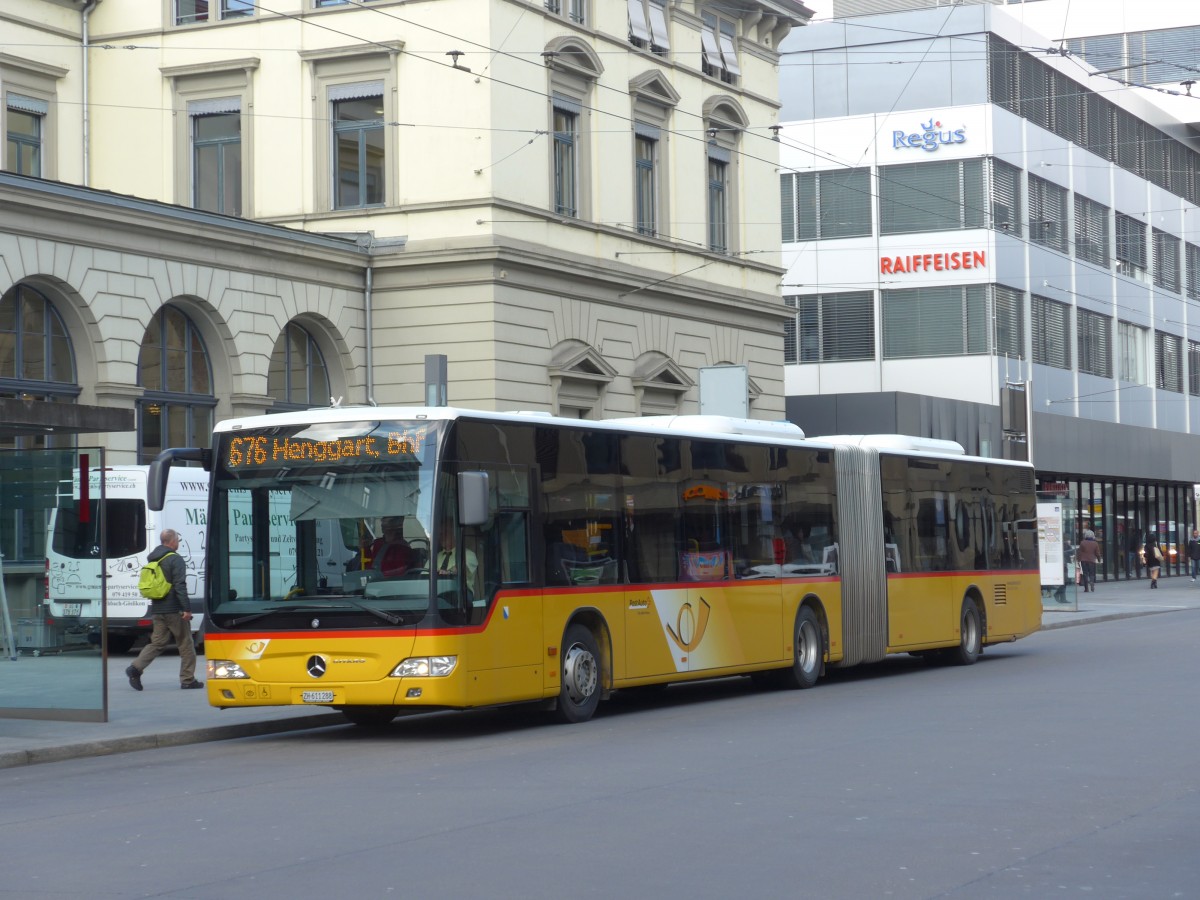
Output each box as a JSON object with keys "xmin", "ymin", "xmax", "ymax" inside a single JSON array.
[{"xmin": 893, "ymin": 116, "xmax": 966, "ymax": 152}]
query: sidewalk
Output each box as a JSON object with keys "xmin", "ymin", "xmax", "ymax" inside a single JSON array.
[{"xmin": 3, "ymin": 575, "xmax": 1199, "ymax": 769}]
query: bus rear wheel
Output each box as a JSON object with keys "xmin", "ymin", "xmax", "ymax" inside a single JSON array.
[
  {"xmin": 783, "ymin": 606, "xmax": 822, "ymax": 690},
  {"xmin": 554, "ymin": 624, "xmax": 601, "ymax": 724},
  {"xmin": 948, "ymin": 598, "xmax": 982, "ymax": 666}
]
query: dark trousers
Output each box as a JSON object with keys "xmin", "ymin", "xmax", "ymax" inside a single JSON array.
[{"xmin": 1081, "ymin": 560, "xmax": 1097, "ymax": 590}]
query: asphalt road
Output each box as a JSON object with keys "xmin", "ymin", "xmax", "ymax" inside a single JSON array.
[{"xmin": 4, "ymin": 611, "xmax": 1199, "ymax": 899}]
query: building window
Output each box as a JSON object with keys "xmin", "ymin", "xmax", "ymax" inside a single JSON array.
[
  {"xmin": 1156, "ymin": 331, "xmax": 1183, "ymax": 393},
  {"xmin": 1188, "ymin": 340, "xmax": 1200, "ymax": 395},
  {"xmin": 546, "ymin": 0, "xmax": 586, "ymax": 25},
  {"xmin": 628, "ymin": 0, "xmax": 668, "ymax": 54},
  {"xmin": 268, "ymin": 322, "xmax": 331, "ymax": 411},
  {"xmin": 1115, "ymin": 213, "xmax": 1148, "ymax": 281},
  {"xmin": 332, "ymin": 87, "xmax": 385, "ymax": 209},
  {"xmin": 1028, "ymin": 174, "xmax": 1068, "ymax": 253},
  {"xmin": 175, "ymin": 0, "xmax": 254, "ymax": 25},
  {"xmin": 990, "ymin": 158, "xmax": 1022, "ymax": 236},
  {"xmin": 634, "ymin": 130, "xmax": 658, "ymax": 236},
  {"xmin": 700, "ymin": 11, "xmax": 739, "ymax": 85},
  {"xmin": 785, "ymin": 292, "xmax": 875, "ymax": 364},
  {"xmin": 993, "ymin": 285, "xmax": 1024, "ymax": 359},
  {"xmin": 0, "ymin": 283, "xmax": 77, "ymax": 400},
  {"xmin": 1187, "ymin": 243, "xmax": 1200, "ymax": 301},
  {"xmin": 1032, "ymin": 294, "xmax": 1071, "ymax": 369},
  {"xmin": 1117, "ymin": 321, "xmax": 1148, "ymax": 384},
  {"xmin": 879, "ymin": 159, "xmax": 985, "ymax": 235},
  {"xmin": 1153, "ymin": 229, "xmax": 1181, "ymax": 293},
  {"xmin": 553, "ymin": 100, "xmax": 579, "ymax": 218},
  {"xmin": 782, "ymin": 168, "xmax": 871, "ymax": 242},
  {"xmin": 138, "ymin": 306, "xmax": 215, "ymax": 465},
  {"xmin": 1076, "ymin": 308, "xmax": 1112, "ymax": 378},
  {"xmin": 5, "ymin": 96, "xmax": 45, "ymax": 177},
  {"xmin": 1074, "ymin": 195, "xmax": 1110, "ymax": 268},
  {"xmin": 190, "ymin": 101, "xmax": 241, "ymax": 215},
  {"xmin": 707, "ymin": 153, "xmax": 728, "ymax": 252},
  {"xmin": 881, "ymin": 285, "xmax": 988, "ymax": 359}
]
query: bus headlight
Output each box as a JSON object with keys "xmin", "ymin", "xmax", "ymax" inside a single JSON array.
[
  {"xmin": 391, "ymin": 656, "xmax": 457, "ymax": 678},
  {"xmin": 207, "ymin": 659, "xmax": 250, "ymax": 679}
]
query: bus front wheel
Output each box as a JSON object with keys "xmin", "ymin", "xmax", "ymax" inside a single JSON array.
[
  {"xmin": 948, "ymin": 598, "xmax": 983, "ymax": 666},
  {"xmin": 554, "ymin": 624, "xmax": 601, "ymax": 724},
  {"xmin": 784, "ymin": 606, "xmax": 822, "ymax": 690}
]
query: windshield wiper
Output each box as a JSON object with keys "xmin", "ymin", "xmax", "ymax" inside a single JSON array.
[
  {"xmin": 225, "ymin": 605, "xmax": 307, "ymax": 627},
  {"xmin": 333, "ymin": 598, "xmax": 404, "ymax": 625},
  {"xmin": 223, "ymin": 599, "xmax": 404, "ymax": 627}
]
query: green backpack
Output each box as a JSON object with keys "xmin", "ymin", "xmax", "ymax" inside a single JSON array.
[{"xmin": 138, "ymin": 552, "xmax": 176, "ymax": 600}]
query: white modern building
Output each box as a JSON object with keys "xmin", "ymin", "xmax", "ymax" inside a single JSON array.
[{"xmin": 778, "ymin": 2, "xmax": 1200, "ymax": 578}]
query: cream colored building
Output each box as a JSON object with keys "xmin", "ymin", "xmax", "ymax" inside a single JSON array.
[
  {"xmin": 2, "ymin": 0, "xmax": 811, "ymax": 460},
  {"xmin": 1, "ymin": 0, "xmax": 809, "ymax": 615}
]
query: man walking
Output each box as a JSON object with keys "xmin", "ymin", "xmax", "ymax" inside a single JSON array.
[
  {"xmin": 1188, "ymin": 529, "xmax": 1200, "ymax": 583},
  {"xmin": 126, "ymin": 528, "xmax": 203, "ymax": 691}
]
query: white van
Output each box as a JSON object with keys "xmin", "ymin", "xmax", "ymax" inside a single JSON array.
[{"xmin": 46, "ymin": 466, "xmax": 208, "ymax": 654}]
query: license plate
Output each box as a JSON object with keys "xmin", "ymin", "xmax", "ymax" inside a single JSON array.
[
  {"xmin": 60, "ymin": 604, "xmax": 82, "ymax": 616},
  {"xmin": 301, "ymin": 690, "xmax": 335, "ymax": 703}
]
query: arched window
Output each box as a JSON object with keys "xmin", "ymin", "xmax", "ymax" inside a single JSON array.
[
  {"xmin": 268, "ymin": 322, "xmax": 330, "ymax": 411},
  {"xmin": 0, "ymin": 282, "xmax": 78, "ymax": 450},
  {"xmin": 137, "ymin": 306, "xmax": 214, "ymax": 463}
]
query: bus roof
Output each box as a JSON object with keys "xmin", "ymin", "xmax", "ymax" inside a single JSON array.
[{"xmin": 210, "ymin": 405, "xmax": 1031, "ymax": 468}]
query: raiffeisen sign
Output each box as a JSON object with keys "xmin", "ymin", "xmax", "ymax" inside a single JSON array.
[
  {"xmin": 893, "ymin": 116, "xmax": 966, "ymax": 152},
  {"xmin": 880, "ymin": 250, "xmax": 986, "ymax": 274}
]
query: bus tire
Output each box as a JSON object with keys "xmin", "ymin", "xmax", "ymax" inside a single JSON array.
[
  {"xmin": 554, "ymin": 624, "xmax": 601, "ymax": 724},
  {"xmin": 340, "ymin": 706, "xmax": 398, "ymax": 728},
  {"xmin": 784, "ymin": 606, "xmax": 822, "ymax": 690},
  {"xmin": 949, "ymin": 597, "xmax": 983, "ymax": 666}
]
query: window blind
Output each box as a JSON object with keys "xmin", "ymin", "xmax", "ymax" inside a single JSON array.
[
  {"xmin": 879, "ymin": 159, "xmax": 984, "ymax": 235},
  {"xmin": 1187, "ymin": 243, "xmax": 1200, "ymax": 301},
  {"xmin": 1028, "ymin": 174, "xmax": 1067, "ymax": 252},
  {"xmin": 1032, "ymin": 294, "xmax": 1071, "ymax": 369},
  {"xmin": 993, "ymin": 285, "xmax": 1024, "ymax": 359},
  {"xmin": 328, "ymin": 80, "xmax": 384, "ymax": 102},
  {"xmin": 1077, "ymin": 308, "xmax": 1112, "ymax": 378},
  {"xmin": 1115, "ymin": 214, "xmax": 1147, "ymax": 268},
  {"xmin": 7, "ymin": 94, "xmax": 48, "ymax": 115},
  {"xmin": 1189, "ymin": 340, "xmax": 1200, "ymax": 395},
  {"xmin": 818, "ymin": 168, "xmax": 870, "ymax": 240},
  {"xmin": 1153, "ymin": 229, "xmax": 1181, "ymax": 293},
  {"xmin": 1073, "ymin": 195, "xmax": 1110, "ymax": 267},
  {"xmin": 990, "ymin": 158, "xmax": 1022, "ymax": 235},
  {"xmin": 1156, "ymin": 331, "xmax": 1183, "ymax": 392},
  {"xmin": 882, "ymin": 285, "xmax": 988, "ymax": 359}
]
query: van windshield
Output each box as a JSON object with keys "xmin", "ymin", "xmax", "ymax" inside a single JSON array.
[
  {"xmin": 207, "ymin": 419, "xmax": 444, "ymax": 628},
  {"xmin": 51, "ymin": 500, "xmax": 147, "ymax": 559}
]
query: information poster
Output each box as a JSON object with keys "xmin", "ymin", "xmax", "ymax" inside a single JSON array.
[{"xmin": 1037, "ymin": 501, "xmax": 1064, "ymax": 586}]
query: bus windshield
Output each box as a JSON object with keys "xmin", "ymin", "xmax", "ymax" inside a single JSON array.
[{"xmin": 207, "ymin": 418, "xmax": 445, "ymax": 628}]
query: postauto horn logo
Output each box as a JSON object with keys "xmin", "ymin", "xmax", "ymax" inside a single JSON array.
[{"xmin": 893, "ymin": 116, "xmax": 966, "ymax": 152}]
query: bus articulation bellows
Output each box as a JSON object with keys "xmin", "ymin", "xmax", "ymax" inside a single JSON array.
[{"xmin": 149, "ymin": 407, "xmax": 1041, "ymax": 727}]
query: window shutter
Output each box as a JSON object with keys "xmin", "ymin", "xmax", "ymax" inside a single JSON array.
[
  {"xmin": 328, "ymin": 80, "xmax": 384, "ymax": 102},
  {"xmin": 627, "ymin": 0, "xmax": 651, "ymax": 43},
  {"xmin": 1073, "ymin": 195, "xmax": 1110, "ymax": 267},
  {"xmin": 1156, "ymin": 331, "xmax": 1183, "ymax": 392},
  {"xmin": 990, "ymin": 158, "xmax": 1021, "ymax": 235},
  {"xmin": 796, "ymin": 172, "xmax": 817, "ymax": 242},
  {"xmin": 818, "ymin": 168, "xmax": 870, "ymax": 239},
  {"xmin": 1115, "ymin": 214, "xmax": 1147, "ymax": 268},
  {"xmin": 821, "ymin": 291, "xmax": 874, "ymax": 361},
  {"xmin": 780, "ymin": 173, "xmax": 796, "ymax": 243},
  {"xmin": 1153, "ymin": 229, "xmax": 1181, "ymax": 293},
  {"xmin": 1187, "ymin": 243, "xmax": 1200, "ymax": 301},
  {"xmin": 993, "ymin": 285, "xmax": 1024, "ymax": 358},
  {"xmin": 1033, "ymin": 295, "xmax": 1071, "ymax": 369}
]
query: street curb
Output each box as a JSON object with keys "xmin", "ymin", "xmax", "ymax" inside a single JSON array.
[
  {"xmin": 0, "ymin": 712, "xmax": 343, "ymax": 770},
  {"xmin": 1040, "ymin": 607, "xmax": 1190, "ymax": 630}
]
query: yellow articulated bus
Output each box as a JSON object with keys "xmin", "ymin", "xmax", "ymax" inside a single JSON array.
[{"xmin": 148, "ymin": 407, "xmax": 1041, "ymax": 727}]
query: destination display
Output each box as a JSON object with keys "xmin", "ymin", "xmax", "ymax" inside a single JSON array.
[{"xmin": 225, "ymin": 424, "xmax": 436, "ymax": 469}]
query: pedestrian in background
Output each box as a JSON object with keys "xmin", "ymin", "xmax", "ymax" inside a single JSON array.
[
  {"xmin": 1145, "ymin": 533, "xmax": 1164, "ymax": 589},
  {"xmin": 1187, "ymin": 529, "xmax": 1200, "ymax": 583},
  {"xmin": 126, "ymin": 528, "xmax": 203, "ymax": 691},
  {"xmin": 1076, "ymin": 529, "xmax": 1101, "ymax": 593}
]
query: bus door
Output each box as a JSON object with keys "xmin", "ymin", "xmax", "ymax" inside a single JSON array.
[
  {"xmin": 888, "ymin": 463, "xmax": 956, "ymax": 648},
  {"xmin": 458, "ymin": 465, "xmax": 543, "ymax": 703}
]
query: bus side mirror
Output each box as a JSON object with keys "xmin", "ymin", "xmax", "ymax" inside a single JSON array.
[
  {"xmin": 147, "ymin": 448, "xmax": 211, "ymax": 511},
  {"xmin": 458, "ymin": 471, "xmax": 490, "ymax": 527}
]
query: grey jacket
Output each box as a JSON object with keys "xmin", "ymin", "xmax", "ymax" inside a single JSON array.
[{"xmin": 147, "ymin": 544, "xmax": 191, "ymax": 616}]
